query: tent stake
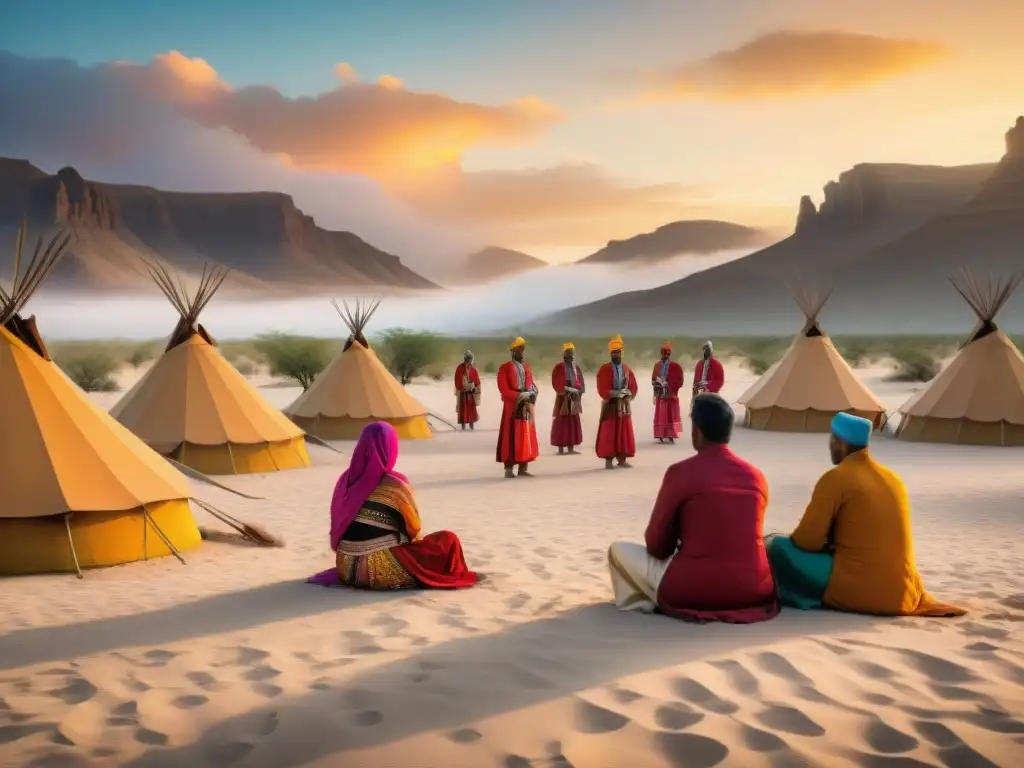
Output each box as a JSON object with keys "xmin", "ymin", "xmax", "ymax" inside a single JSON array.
[{"xmin": 63, "ymin": 513, "xmax": 83, "ymax": 579}]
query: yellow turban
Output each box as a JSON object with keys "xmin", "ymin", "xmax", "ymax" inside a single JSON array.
[
  {"xmin": 562, "ymin": 342, "xmax": 575, "ymax": 352},
  {"xmin": 510, "ymin": 336, "xmax": 527, "ymax": 350},
  {"xmin": 608, "ymin": 334, "xmax": 624, "ymax": 352}
]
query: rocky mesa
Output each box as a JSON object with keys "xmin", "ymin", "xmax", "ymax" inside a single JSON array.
[{"xmin": 0, "ymin": 160, "xmax": 437, "ymax": 293}]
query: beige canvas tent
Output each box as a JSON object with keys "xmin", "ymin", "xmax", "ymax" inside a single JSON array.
[
  {"xmin": 738, "ymin": 282, "xmax": 886, "ymax": 432},
  {"xmin": 285, "ymin": 298, "xmax": 432, "ymax": 440},
  {"xmin": 111, "ymin": 262, "xmax": 311, "ymax": 474},
  {"xmin": 896, "ymin": 271, "xmax": 1024, "ymax": 446},
  {"xmin": 0, "ymin": 225, "xmax": 201, "ymax": 576}
]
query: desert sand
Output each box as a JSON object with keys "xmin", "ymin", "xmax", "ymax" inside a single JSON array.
[{"xmin": 1, "ymin": 359, "xmax": 1022, "ymax": 768}]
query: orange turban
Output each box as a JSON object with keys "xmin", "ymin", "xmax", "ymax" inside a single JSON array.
[
  {"xmin": 660, "ymin": 341, "xmax": 672, "ymax": 352},
  {"xmin": 608, "ymin": 335, "xmax": 624, "ymax": 352}
]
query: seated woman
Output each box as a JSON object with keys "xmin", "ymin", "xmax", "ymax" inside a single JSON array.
[
  {"xmin": 768, "ymin": 413, "xmax": 964, "ymax": 617},
  {"xmin": 308, "ymin": 421, "xmax": 477, "ymax": 590}
]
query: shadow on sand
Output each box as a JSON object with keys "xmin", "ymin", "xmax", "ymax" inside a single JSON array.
[
  {"xmin": 122, "ymin": 603, "xmax": 883, "ymax": 768},
  {"xmin": 0, "ymin": 581, "xmax": 400, "ymax": 670}
]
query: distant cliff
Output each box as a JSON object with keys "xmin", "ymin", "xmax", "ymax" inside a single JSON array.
[
  {"xmin": 0, "ymin": 159, "xmax": 437, "ymax": 292},
  {"xmin": 578, "ymin": 220, "xmax": 771, "ymax": 264}
]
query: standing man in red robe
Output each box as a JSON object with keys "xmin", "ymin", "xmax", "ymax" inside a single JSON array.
[
  {"xmin": 652, "ymin": 341, "xmax": 684, "ymax": 444},
  {"xmin": 692, "ymin": 340, "xmax": 725, "ymax": 405},
  {"xmin": 596, "ymin": 334, "xmax": 638, "ymax": 469},
  {"xmin": 496, "ymin": 337, "xmax": 539, "ymax": 478},
  {"xmin": 454, "ymin": 350, "xmax": 481, "ymax": 430},
  {"xmin": 551, "ymin": 342, "xmax": 585, "ymax": 454}
]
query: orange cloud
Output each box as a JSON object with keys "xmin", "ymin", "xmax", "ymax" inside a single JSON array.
[
  {"xmin": 627, "ymin": 30, "xmax": 952, "ymax": 103},
  {"xmin": 115, "ymin": 51, "xmax": 561, "ymax": 181},
  {"xmin": 394, "ymin": 163, "xmax": 721, "ymax": 248}
]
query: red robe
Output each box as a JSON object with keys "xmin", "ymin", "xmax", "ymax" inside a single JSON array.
[
  {"xmin": 550, "ymin": 362, "xmax": 585, "ymax": 447},
  {"xmin": 693, "ymin": 356, "xmax": 725, "ymax": 395},
  {"xmin": 595, "ymin": 362, "xmax": 638, "ymax": 458},
  {"xmin": 652, "ymin": 358, "xmax": 684, "ymax": 439},
  {"xmin": 496, "ymin": 360, "xmax": 540, "ymax": 464},
  {"xmin": 453, "ymin": 362, "xmax": 481, "ymax": 425},
  {"xmin": 645, "ymin": 444, "xmax": 780, "ymax": 623}
]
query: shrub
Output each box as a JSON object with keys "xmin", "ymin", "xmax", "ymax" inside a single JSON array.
[
  {"xmin": 378, "ymin": 328, "xmax": 446, "ymax": 385},
  {"xmin": 483, "ymin": 359, "xmax": 497, "ymax": 374},
  {"xmin": 253, "ymin": 333, "xmax": 333, "ymax": 390},
  {"xmin": 58, "ymin": 350, "xmax": 120, "ymax": 392},
  {"xmin": 126, "ymin": 344, "xmax": 155, "ymax": 368},
  {"xmin": 887, "ymin": 349, "xmax": 939, "ymax": 382},
  {"xmin": 234, "ymin": 357, "xmax": 256, "ymax": 376},
  {"xmin": 742, "ymin": 355, "xmax": 773, "ymax": 375}
]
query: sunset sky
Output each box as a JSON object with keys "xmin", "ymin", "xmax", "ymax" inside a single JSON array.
[{"xmin": 1, "ymin": 0, "xmax": 1021, "ymax": 264}]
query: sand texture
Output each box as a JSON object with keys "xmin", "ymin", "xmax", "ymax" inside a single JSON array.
[{"xmin": 1, "ymin": 360, "xmax": 1022, "ymax": 767}]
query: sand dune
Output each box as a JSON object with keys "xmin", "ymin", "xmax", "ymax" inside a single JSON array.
[{"xmin": 1, "ymin": 361, "xmax": 1021, "ymax": 767}]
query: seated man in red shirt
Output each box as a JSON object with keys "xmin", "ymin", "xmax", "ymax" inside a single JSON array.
[{"xmin": 607, "ymin": 394, "xmax": 780, "ymax": 623}]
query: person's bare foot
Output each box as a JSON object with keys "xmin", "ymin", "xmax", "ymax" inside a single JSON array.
[
  {"xmin": 605, "ymin": 458, "xmax": 615, "ymax": 469},
  {"xmin": 518, "ymin": 468, "xmax": 533, "ymax": 477},
  {"xmin": 557, "ymin": 447, "xmax": 565, "ymax": 455},
  {"xmin": 568, "ymin": 447, "xmax": 578, "ymax": 454},
  {"xmin": 668, "ymin": 438, "xmax": 675, "ymax": 445},
  {"xmin": 504, "ymin": 468, "xmax": 515, "ymax": 478},
  {"xmin": 617, "ymin": 459, "xmax": 632, "ymax": 468}
]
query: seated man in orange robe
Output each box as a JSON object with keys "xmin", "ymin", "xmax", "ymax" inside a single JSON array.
[
  {"xmin": 551, "ymin": 342, "xmax": 585, "ymax": 454},
  {"xmin": 768, "ymin": 412, "xmax": 966, "ymax": 617},
  {"xmin": 596, "ymin": 334, "xmax": 638, "ymax": 469},
  {"xmin": 496, "ymin": 337, "xmax": 539, "ymax": 478},
  {"xmin": 652, "ymin": 341, "xmax": 684, "ymax": 444},
  {"xmin": 454, "ymin": 350, "xmax": 481, "ymax": 430}
]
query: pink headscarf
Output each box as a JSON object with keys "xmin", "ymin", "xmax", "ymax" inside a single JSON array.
[{"xmin": 308, "ymin": 421, "xmax": 408, "ymax": 586}]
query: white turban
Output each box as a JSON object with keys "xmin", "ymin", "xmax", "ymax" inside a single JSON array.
[{"xmin": 703, "ymin": 340, "xmax": 713, "ymax": 354}]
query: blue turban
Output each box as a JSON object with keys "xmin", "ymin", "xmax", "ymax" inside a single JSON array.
[{"xmin": 831, "ymin": 412, "xmax": 872, "ymax": 447}]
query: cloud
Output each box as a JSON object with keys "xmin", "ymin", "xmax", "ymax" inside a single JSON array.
[
  {"xmin": 625, "ymin": 30, "xmax": 952, "ymax": 103},
  {"xmin": 0, "ymin": 51, "xmax": 710, "ymax": 267},
  {"xmin": 114, "ymin": 52, "xmax": 561, "ymax": 181}
]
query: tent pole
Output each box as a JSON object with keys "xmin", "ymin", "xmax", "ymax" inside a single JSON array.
[
  {"xmin": 143, "ymin": 504, "xmax": 187, "ymax": 565},
  {"xmin": 226, "ymin": 441, "xmax": 237, "ymax": 474},
  {"xmin": 267, "ymin": 441, "xmax": 281, "ymax": 472},
  {"xmin": 63, "ymin": 513, "xmax": 84, "ymax": 579}
]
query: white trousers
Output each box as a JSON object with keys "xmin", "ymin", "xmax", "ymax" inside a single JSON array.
[{"xmin": 607, "ymin": 541, "xmax": 672, "ymax": 613}]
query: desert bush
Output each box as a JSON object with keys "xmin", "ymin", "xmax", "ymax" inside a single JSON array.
[
  {"xmin": 126, "ymin": 343, "xmax": 156, "ymax": 368},
  {"xmin": 482, "ymin": 359, "xmax": 497, "ymax": 374},
  {"xmin": 253, "ymin": 332, "xmax": 333, "ymax": 390},
  {"xmin": 234, "ymin": 357, "xmax": 256, "ymax": 376},
  {"xmin": 742, "ymin": 355, "xmax": 773, "ymax": 375},
  {"xmin": 57, "ymin": 350, "xmax": 120, "ymax": 392},
  {"xmin": 378, "ymin": 328, "xmax": 447, "ymax": 385},
  {"xmin": 886, "ymin": 349, "xmax": 939, "ymax": 382}
]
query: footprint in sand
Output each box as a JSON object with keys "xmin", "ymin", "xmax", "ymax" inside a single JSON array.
[
  {"xmin": 134, "ymin": 727, "xmax": 168, "ymax": 746},
  {"xmin": 171, "ymin": 694, "xmax": 208, "ymax": 710},
  {"xmin": 709, "ymin": 660, "xmax": 760, "ymax": 696},
  {"xmin": 48, "ymin": 675, "xmax": 97, "ymax": 706},
  {"xmin": 653, "ymin": 732, "xmax": 729, "ymax": 767},
  {"xmin": 862, "ymin": 718, "xmax": 919, "ymax": 754},
  {"xmin": 572, "ymin": 699, "xmax": 629, "ymax": 734},
  {"xmin": 858, "ymin": 692, "xmax": 895, "ymax": 706},
  {"xmin": 226, "ymin": 646, "xmax": 270, "ymax": 667},
  {"xmin": 754, "ymin": 705, "xmax": 825, "ymax": 737},
  {"xmin": 739, "ymin": 724, "xmax": 788, "ymax": 753},
  {"xmin": 654, "ymin": 703, "xmax": 704, "ymax": 731},
  {"xmin": 851, "ymin": 660, "xmax": 899, "ymax": 680},
  {"xmin": 899, "ymin": 650, "xmax": 978, "ymax": 684},
  {"xmin": 755, "ymin": 652, "xmax": 813, "ymax": 686},
  {"xmin": 607, "ymin": 687, "xmax": 644, "ymax": 704},
  {"xmin": 670, "ymin": 677, "xmax": 739, "ymax": 715},
  {"xmin": 501, "ymin": 755, "xmax": 533, "ymax": 768},
  {"xmin": 445, "ymin": 727, "xmax": 482, "ymax": 744},
  {"xmin": 26, "ymin": 754, "xmax": 92, "ymax": 768},
  {"xmin": 186, "ymin": 670, "xmax": 220, "ymax": 691},
  {"xmin": 964, "ymin": 641, "xmax": 1000, "ymax": 652},
  {"xmin": 243, "ymin": 666, "xmax": 281, "ymax": 682},
  {"xmin": 504, "ymin": 592, "xmax": 530, "ymax": 610},
  {"xmin": 930, "ymin": 683, "xmax": 983, "ymax": 701},
  {"xmin": 140, "ymin": 649, "xmax": 179, "ymax": 668},
  {"xmin": 999, "ymin": 594, "xmax": 1024, "ymax": 611},
  {"xmin": 0, "ymin": 723, "xmax": 60, "ymax": 745},
  {"xmin": 351, "ymin": 710, "xmax": 383, "ymax": 727},
  {"xmin": 938, "ymin": 744, "xmax": 1002, "ymax": 767},
  {"xmin": 251, "ymin": 682, "xmax": 283, "ymax": 699},
  {"xmin": 911, "ymin": 720, "xmax": 962, "ymax": 748}
]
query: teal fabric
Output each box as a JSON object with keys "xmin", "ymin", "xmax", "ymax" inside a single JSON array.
[
  {"xmin": 767, "ymin": 535, "xmax": 833, "ymax": 610},
  {"xmin": 831, "ymin": 412, "xmax": 871, "ymax": 447}
]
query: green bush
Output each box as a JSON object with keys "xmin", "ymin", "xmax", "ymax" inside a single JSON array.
[
  {"xmin": 887, "ymin": 349, "xmax": 939, "ymax": 382},
  {"xmin": 742, "ymin": 355, "xmax": 773, "ymax": 375},
  {"xmin": 234, "ymin": 357, "xmax": 256, "ymax": 376},
  {"xmin": 377, "ymin": 328, "xmax": 447, "ymax": 385},
  {"xmin": 126, "ymin": 343, "xmax": 156, "ymax": 368},
  {"xmin": 253, "ymin": 333, "xmax": 333, "ymax": 390},
  {"xmin": 483, "ymin": 359, "xmax": 497, "ymax": 374},
  {"xmin": 58, "ymin": 350, "xmax": 120, "ymax": 392}
]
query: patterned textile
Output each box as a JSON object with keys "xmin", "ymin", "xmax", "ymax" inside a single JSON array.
[{"xmin": 336, "ymin": 549, "xmax": 417, "ymax": 590}]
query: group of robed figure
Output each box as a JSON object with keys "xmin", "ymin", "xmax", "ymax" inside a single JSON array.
[{"xmin": 453, "ymin": 336, "xmax": 726, "ymax": 477}]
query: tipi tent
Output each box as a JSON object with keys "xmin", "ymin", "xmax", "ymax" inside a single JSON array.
[
  {"xmin": 111, "ymin": 262, "xmax": 311, "ymax": 474},
  {"xmin": 0, "ymin": 225, "xmax": 200, "ymax": 576},
  {"xmin": 738, "ymin": 282, "xmax": 886, "ymax": 432},
  {"xmin": 896, "ymin": 271, "xmax": 1024, "ymax": 446},
  {"xmin": 285, "ymin": 298, "xmax": 432, "ymax": 440}
]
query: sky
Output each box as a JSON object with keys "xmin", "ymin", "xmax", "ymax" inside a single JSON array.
[{"xmin": 1, "ymin": 0, "xmax": 1022, "ymax": 265}]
